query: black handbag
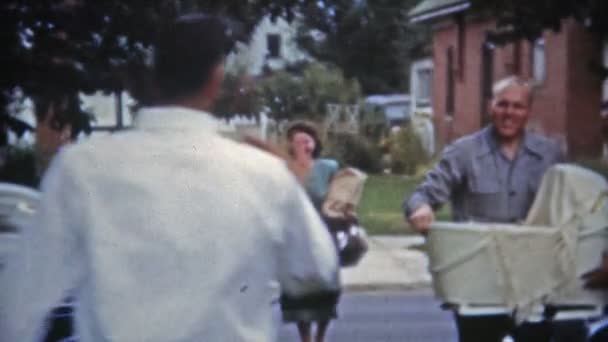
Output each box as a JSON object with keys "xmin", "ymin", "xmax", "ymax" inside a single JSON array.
[
  {"xmin": 335, "ymin": 224, "xmax": 368, "ymax": 267},
  {"xmin": 323, "ymin": 215, "xmax": 368, "ymax": 268}
]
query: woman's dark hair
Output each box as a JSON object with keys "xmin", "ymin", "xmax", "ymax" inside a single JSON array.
[
  {"xmin": 33, "ymin": 92, "xmax": 91, "ymax": 138},
  {"xmin": 155, "ymin": 14, "xmax": 234, "ymax": 100},
  {"xmin": 286, "ymin": 121, "xmax": 323, "ymax": 158}
]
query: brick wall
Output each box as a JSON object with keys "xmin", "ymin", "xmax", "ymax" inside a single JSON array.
[
  {"xmin": 431, "ymin": 17, "xmax": 602, "ymax": 158},
  {"xmin": 432, "ymin": 18, "xmax": 497, "ymax": 146},
  {"xmin": 564, "ymin": 21, "xmax": 603, "ymax": 157},
  {"xmin": 524, "ymin": 29, "xmax": 569, "ymax": 147}
]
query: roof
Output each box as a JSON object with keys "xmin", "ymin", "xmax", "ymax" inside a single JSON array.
[
  {"xmin": 409, "ymin": 0, "xmax": 470, "ymax": 23},
  {"xmin": 364, "ymin": 94, "xmax": 410, "ymax": 106}
]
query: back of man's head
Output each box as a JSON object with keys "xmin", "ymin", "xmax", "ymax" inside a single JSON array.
[{"xmin": 155, "ymin": 14, "xmax": 232, "ymax": 101}]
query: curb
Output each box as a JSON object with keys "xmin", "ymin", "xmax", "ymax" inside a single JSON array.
[
  {"xmin": 340, "ymin": 236, "xmax": 432, "ymax": 293},
  {"xmin": 343, "ymin": 281, "xmax": 431, "ymax": 293}
]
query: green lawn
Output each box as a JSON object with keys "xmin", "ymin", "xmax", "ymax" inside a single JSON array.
[
  {"xmin": 359, "ymin": 161, "xmax": 607, "ymax": 235},
  {"xmin": 358, "ymin": 174, "xmax": 451, "ymax": 235}
]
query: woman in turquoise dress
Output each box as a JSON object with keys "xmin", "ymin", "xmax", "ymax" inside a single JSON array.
[{"xmin": 280, "ymin": 121, "xmax": 341, "ymax": 342}]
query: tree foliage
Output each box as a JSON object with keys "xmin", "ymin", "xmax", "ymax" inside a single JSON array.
[
  {"xmin": 468, "ymin": 0, "xmax": 608, "ymax": 80},
  {"xmin": 300, "ymin": 63, "xmax": 362, "ymax": 117},
  {"xmin": 259, "ymin": 62, "xmax": 361, "ymax": 121},
  {"xmin": 296, "ymin": 0, "xmax": 429, "ymax": 94},
  {"xmin": 324, "ymin": 133, "xmax": 383, "ymax": 173},
  {"xmin": 214, "ymin": 70, "xmax": 262, "ymax": 118},
  {"xmin": 389, "ymin": 123, "xmax": 428, "ymax": 175},
  {"xmin": 0, "ymin": 0, "xmax": 301, "ymax": 141},
  {"xmin": 469, "ymin": 0, "xmax": 608, "ymax": 41}
]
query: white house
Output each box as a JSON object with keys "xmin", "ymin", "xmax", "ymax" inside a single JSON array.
[
  {"xmin": 225, "ymin": 15, "xmax": 311, "ymax": 76},
  {"xmin": 80, "ymin": 91, "xmax": 135, "ymax": 131}
]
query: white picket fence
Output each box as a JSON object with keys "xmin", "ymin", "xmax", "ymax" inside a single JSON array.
[{"xmin": 225, "ymin": 112, "xmax": 281, "ymax": 143}]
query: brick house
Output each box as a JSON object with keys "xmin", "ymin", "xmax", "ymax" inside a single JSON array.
[{"xmin": 409, "ymin": 0, "xmax": 607, "ymax": 158}]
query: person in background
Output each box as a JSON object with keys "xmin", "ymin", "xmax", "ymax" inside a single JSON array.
[
  {"xmin": 279, "ymin": 121, "xmax": 341, "ymax": 342},
  {"xmin": 0, "ymin": 94, "xmax": 83, "ymax": 188},
  {"xmin": 0, "ymin": 94, "xmax": 87, "ymax": 342},
  {"xmin": 403, "ymin": 76, "xmax": 587, "ymax": 342},
  {"xmin": 0, "ymin": 14, "xmax": 339, "ymax": 342}
]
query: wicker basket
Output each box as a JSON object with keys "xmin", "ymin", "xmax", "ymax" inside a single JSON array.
[
  {"xmin": 427, "ymin": 221, "xmax": 607, "ymax": 308},
  {"xmin": 427, "ymin": 165, "xmax": 608, "ymax": 316}
]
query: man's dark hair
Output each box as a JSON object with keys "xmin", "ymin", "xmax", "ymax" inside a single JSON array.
[
  {"xmin": 155, "ymin": 14, "xmax": 233, "ymax": 100},
  {"xmin": 287, "ymin": 121, "xmax": 323, "ymax": 158}
]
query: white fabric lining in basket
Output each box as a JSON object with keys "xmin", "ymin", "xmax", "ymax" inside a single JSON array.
[{"xmin": 427, "ymin": 164, "xmax": 608, "ymax": 322}]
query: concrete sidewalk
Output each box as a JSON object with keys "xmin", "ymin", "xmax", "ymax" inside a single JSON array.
[{"xmin": 341, "ymin": 235, "xmax": 433, "ymax": 292}]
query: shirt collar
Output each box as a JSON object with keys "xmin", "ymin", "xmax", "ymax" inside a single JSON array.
[
  {"xmin": 521, "ymin": 131, "xmax": 545, "ymax": 157},
  {"xmin": 134, "ymin": 106, "xmax": 231, "ymax": 134},
  {"xmin": 478, "ymin": 126, "xmax": 497, "ymax": 156},
  {"xmin": 478, "ymin": 125, "xmax": 543, "ymax": 158}
]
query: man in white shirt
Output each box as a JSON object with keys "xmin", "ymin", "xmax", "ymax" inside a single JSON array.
[{"xmin": 1, "ymin": 14, "xmax": 339, "ymax": 342}]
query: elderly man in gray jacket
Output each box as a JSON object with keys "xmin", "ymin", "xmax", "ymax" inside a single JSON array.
[{"xmin": 404, "ymin": 76, "xmax": 587, "ymax": 342}]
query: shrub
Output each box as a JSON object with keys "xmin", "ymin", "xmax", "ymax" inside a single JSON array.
[
  {"xmin": 214, "ymin": 71, "xmax": 262, "ymax": 119},
  {"xmin": 324, "ymin": 133, "xmax": 383, "ymax": 174},
  {"xmin": 390, "ymin": 123, "xmax": 430, "ymax": 175},
  {"xmin": 258, "ymin": 62, "xmax": 361, "ymax": 121}
]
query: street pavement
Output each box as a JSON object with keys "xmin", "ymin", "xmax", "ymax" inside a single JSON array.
[
  {"xmin": 341, "ymin": 235, "xmax": 431, "ymax": 292},
  {"xmin": 274, "ymin": 235, "xmax": 457, "ymax": 341},
  {"xmin": 277, "ymin": 290, "xmax": 457, "ymax": 342}
]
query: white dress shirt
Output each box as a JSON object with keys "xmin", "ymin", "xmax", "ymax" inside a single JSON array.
[{"xmin": 1, "ymin": 106, "xmax": 339, "ymax": 342}]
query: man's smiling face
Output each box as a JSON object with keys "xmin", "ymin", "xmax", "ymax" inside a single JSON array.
[{"xmin": 490, "ymin": 85, "xmax": 531, "ymax": 141}]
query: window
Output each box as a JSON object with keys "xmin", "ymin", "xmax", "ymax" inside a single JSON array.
[
  {"xmin": 513, "ymin": 41, "xmax": 522, "ymax": 75},
  {"xmin": 267, "ymin": 34, "xmax": 281, "ymax": 58},
  {"xmin": 82, "ymin": 91, "xmax": 134, "ymax": 132},
  {"xmin": 446, "ymin": 47, "xmax": 455, "ymax": 116},
  {"xmin": 481, "ymin": 40, "xmax": 495, "ymax": 126},
  {"xmin": 603, "ymin": 39, "xmax": 608, "ymax": 106},
  {"xmin": 456, "ymin": 15, "xmax": 465, "ymax": 80},
  {"xmin": 416, "ymin": 68, "xmax": 433, "ymax": 105},
  {"xmin": 532, "ymin": 38, "xmax": 546, "ymax": 84}
]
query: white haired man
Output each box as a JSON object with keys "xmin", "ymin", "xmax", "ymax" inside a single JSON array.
[{"xmin": 404, "ymin": 76, "xmax": 587, "ymax": 342}]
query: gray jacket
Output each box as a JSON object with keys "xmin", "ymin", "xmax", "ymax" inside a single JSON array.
[{"xmin": 404, "ymin": 126, "xmax": 565, "ymax": 223}]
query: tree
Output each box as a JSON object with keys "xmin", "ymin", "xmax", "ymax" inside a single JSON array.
[
  {"xmin": 0, "ymin": 0, "xmax": 301, "ymax": 142},
  {"xmin": 259, "ymin": 62, "xmax": 361, "ymax": 120},
  {"xmin": 300, "ymin": 63, "xmax": 362, "ymax": 118},
  {"xmin": 296, "ymin": 0, "xmax": 429, "ymax": 94},
  {"xmin": 258, "ymin": 70, "xmax": 306, "ymax": 121},
  {"xmin": 214, "ymin": 70, "xmax": 262, "ymax": 118},
  {"xmin": 469, "ymin": 0, "xmax": 607, "ymax": 41},
  {"xmin": 468, "ymin": 0, "xmax": 608, "ymax": 78}
]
